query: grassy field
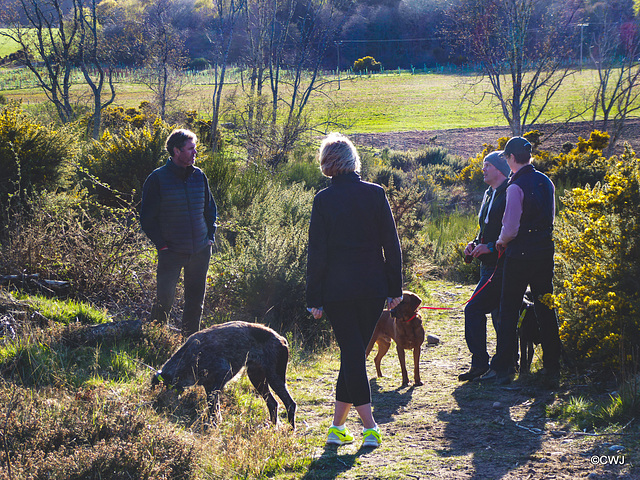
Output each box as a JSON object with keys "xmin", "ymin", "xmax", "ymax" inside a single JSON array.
[
  {"xmin": 312, "ymin": 70, "xmax": 596, "ymax": 133},
  {"xmin": 1, "ymin": 63, "xmax": 603, "ymax": 134},
  {"xmin": 0, "ymin": 29, "xmax": 21, "ymax": 57}
]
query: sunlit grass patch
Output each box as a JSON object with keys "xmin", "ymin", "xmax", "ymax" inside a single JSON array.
[
  {"xmin": 546, "ymin": 388, "xmax": 638, "ymax": 431},
  {"xmin": 19, "ymin": 294, "xmax": 111, "ymax": 325},
  {"xmin": 0, "ymin": 29, "xmax": 23, "ymax": 57}
]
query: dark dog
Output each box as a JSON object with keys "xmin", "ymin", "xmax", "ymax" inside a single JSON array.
[
  {"xmin": 152, "ymin": 321, "xmax": 296, "ymax": 428},
  {"xmin": 366, "ymin": 291, "xmax": 425, "ymax": 386},
  {"xmin": 517, "ymin": 291, "xmax": 541, "ymax": 374}
]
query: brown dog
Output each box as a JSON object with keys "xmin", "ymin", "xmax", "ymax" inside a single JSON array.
[{"xmin": 366, "ymin": 291, "xmax": 425, "ymax": 386}]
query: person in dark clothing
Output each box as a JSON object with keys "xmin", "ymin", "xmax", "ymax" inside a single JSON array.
[
  {"xmin": 458, "ymin": 151, "xmax": 510, "ymax": 381},
  {"xmin": 306, "ymin": 133, "xmax": 403, "ymax": 448},
  {"xmin": 140, "ymin": 129, "xmax": 217, "ymax": 338},
  {"xmin": 478, "ymin": 137, "xmax": 562, "ymax": 385}
]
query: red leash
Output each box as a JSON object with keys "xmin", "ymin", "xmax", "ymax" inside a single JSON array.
[
  {"xmin": 462, "ymin": 249, "xmax": 504, "ymax": 305},
  {"xmin": 409, "ymin": 250, "xmax": 505, "ymax": 316}
]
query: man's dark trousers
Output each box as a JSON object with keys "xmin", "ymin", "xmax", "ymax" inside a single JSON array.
[
  {"xmin": 491, "ymin": 254, "xmax": 561, "ymax": 373},
  {"xmin": 155, "ymin": 245, "xmax": 211, "ymax": 338}
]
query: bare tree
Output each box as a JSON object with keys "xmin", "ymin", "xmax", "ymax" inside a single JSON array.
[
  {"xmin": 137, "ymin": 0, "xmax": 187, "ymax": 120},
  {"xmin": 237, "ymin": 0, "xmax": 345, "ymax": 167},
  {"xmin": 1, "ymin": 0, "xmax": 115, "ymax": 138},
  {"xmin": 589, "ymin": 19, "xmax": 640, "ymax": 153},
  {"xmin": 1, "ymin": 0, "xmax": 79, "ymax": 124},
  {"xmin": 78, "ymin": 0, "xmax": 116, "ymax": 139},
  {"xmin": 448, "ymin": 0, "xmax": 578, "ymax": 136},
  {"xmin": 205, "ymin": 0, "xmax": 245, "ymax": 151}
]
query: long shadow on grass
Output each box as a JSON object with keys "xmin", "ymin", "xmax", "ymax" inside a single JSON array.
[
  {"xmin": 369, "ymin": 378, "xmax": 417, "ymax": 425},
  {"xmin": 436, "ymin": 380, "xmax": 554, "ymax": 479}
]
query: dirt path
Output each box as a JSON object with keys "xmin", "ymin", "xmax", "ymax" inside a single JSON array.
[
  {"xmin": 349, "ymin": 119, "xmax": 640, "ymax": 158},
  {"xmin": 291, "ymin": 282, "xmax": 637, "ymax": 480}
]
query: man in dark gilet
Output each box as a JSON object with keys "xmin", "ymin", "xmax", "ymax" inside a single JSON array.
[{"xmin": 140, "ymin": 129, "xmax": 217, "ymax": 338}]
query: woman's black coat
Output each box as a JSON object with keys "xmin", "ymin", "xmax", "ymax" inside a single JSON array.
[{"xmin": 306, "ymin": 172, "xmax": 403, "ymax": 308}]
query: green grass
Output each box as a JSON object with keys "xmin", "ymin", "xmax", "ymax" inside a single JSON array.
[
  {"xmin": 0, "ymin": 29, "xmax": 22, "ymax": 57},
  {"xmin": 314, "ymin": 69, "xmax": 599, "ymax": 133},
  {"xmin": 0, "ymin": 64, "xmax": 619, "ymax": 134},
  {"xmin": 546, "ymin": 389, "xmax": 639, "ymax": 432},
  {"xmin": 18, "ymin": 294, "xmax": 112, "ymax": 325}
]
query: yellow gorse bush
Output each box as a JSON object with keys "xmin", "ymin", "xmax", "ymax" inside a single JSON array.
[
  {"xmin": 0, "ymin": 103, "xmax": 75, "ymax": 219},
  {"xmin": 79, "ymin": 118, "xmax": 171, "ymax": 206},
  {"xmin": 554, "ymin": 144, "xmax": 640, "ymax": 371}
]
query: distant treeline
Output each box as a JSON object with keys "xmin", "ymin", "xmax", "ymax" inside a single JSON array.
[{"xmin": 4, "ymin": 0, "xmax": 635, "ymax": 71}]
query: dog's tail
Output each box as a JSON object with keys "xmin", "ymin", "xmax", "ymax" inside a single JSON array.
[{"xmin": 365, "ymin": 330, "xmax": 379, "ymax": 357}]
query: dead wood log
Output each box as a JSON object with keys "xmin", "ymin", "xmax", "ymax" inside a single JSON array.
[{"xmin": 81, "ymin": 319, "xmax": 142, "ymax": 344}]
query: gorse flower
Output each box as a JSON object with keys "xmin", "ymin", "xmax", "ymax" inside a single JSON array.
[{"xmin": 554, "ymin": 144, "xmax": 640, "ymax": 372}]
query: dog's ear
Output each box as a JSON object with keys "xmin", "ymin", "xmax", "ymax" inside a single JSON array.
[
  {"xmin": 401, "ymin": 291, "xmax": 422, "ymax": 311},
  {"xmin": 393, "ymin": 291, "xmax": 422, "ymax": 318}
]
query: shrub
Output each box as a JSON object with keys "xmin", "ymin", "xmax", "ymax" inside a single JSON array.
[
  {"xmin": 100, "ymin": 103, "xmax": 159, "ymax": 134},
  {"xmin": 353, "ymin": 56, "xmax": 382, "ymax": 73},
  {"xmin": 208, "ymin": 182, "xmax": 329, "ymax": 344},
  {"xmin": 370, "ymin": 163, "xmax": 411, "ymax": 189},
  {"xmin": 385, "ymin": 178, "xmax": 430, "ymax": 281},
  {"xmin": 413, "ymin": 146, "xmax": 462, "ymax": 168},
  {"xmin": 198, "ymin": 148, "xmax": 240, "ymax": 211},
  {"xmin": 79, "ymin": 119, "xmax": 171, "ymax": 206},
  {"xmin": 0, "ymin": 191, "xmax": 154, "ymax": 306},
  {"xmin": 545, "ymin": 131, "xmax": 609, "ymax": 189},
  {"xmin": 278, "ymin": 150, "xmax": 329, "ymax": 191},
  {"xmin": 0, "ymin": 103, "xmax": 75, "ymax": 224},
  {"xmin": 188, "ymin": 57, "xmax": 210, "ymax": 70},
  {"xmin": 553, "ymin": 145, "xmax": 640, "ymax": 375}
]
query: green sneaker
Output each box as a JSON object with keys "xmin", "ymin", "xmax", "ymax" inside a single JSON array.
[
  {"xmin": 362, "ymin": 426, "xmax": 382, "ymax": 447},
  {"xmin": 326, "ymin": 426, "xmax": 354, "ymax": 445}
]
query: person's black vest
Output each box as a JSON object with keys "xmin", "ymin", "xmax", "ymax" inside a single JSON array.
[
  {"xmin": 506, "ymin": 164, "xmax": 555, "ymax": 259},
  {"xmin": 476, "ymin": 179, "xmax": 508, "ymax": 266}
]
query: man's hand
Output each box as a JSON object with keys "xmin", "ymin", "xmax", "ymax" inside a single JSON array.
[
  {"xmin": 464, "ymin": 241, "xmax": 476, "ymax": 256},
  {"xmin": 496, "ymin": 239, "xmax": 506, "ymax": 252},
  {"xmin": 472, "ymin": 243, "xmax": 491, "ymax": 257},
  {"xmin": 308, "ymin": 307, "xmax": 323, "ymax": 319}
]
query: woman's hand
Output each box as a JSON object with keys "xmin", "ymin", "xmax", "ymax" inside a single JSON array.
[
  {"xmin": 387, "ymin": 296, "xmax": 403, "ymax": 310},
  {"xmin": 308, "ymin": 307, "xmax": 323, "ymax": 319}
]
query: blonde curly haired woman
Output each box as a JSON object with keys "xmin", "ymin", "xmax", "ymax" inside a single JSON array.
[{"xmin": 306, "ymin": 133, "xmax": 403, "ymax": 448}]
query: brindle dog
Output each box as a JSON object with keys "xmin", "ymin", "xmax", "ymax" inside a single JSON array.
[
  {"xmin": 152, "ymin": 321, "xmax": 296, "ymax": 428},
  {"xmin": 518, "ymin": 291, "xmax": 541, "ymax": 375},
  {"xmin": 366, "ymin": 291, "xmax": 425, "ymax": 386}
]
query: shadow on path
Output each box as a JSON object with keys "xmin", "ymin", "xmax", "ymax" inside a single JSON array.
[
  {"xmin": 436, "ymin": 379, "xmax": 555, "ymax": 479},
  {"xmin": 370, "ymin": 377, "xmax": 418, "ymax": 425},
  {"xmin": 300, "ymin": 443, "xmax": 381, "ymax": 480}
]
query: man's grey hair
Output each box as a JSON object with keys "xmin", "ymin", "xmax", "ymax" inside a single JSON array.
[
  {"xmin": 166, "ymin": 129, "xmax": 197, "ymax": 157},
  {"xmin": 318, "ymin": 133, "xmax": 361, "ymax": 177}
]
